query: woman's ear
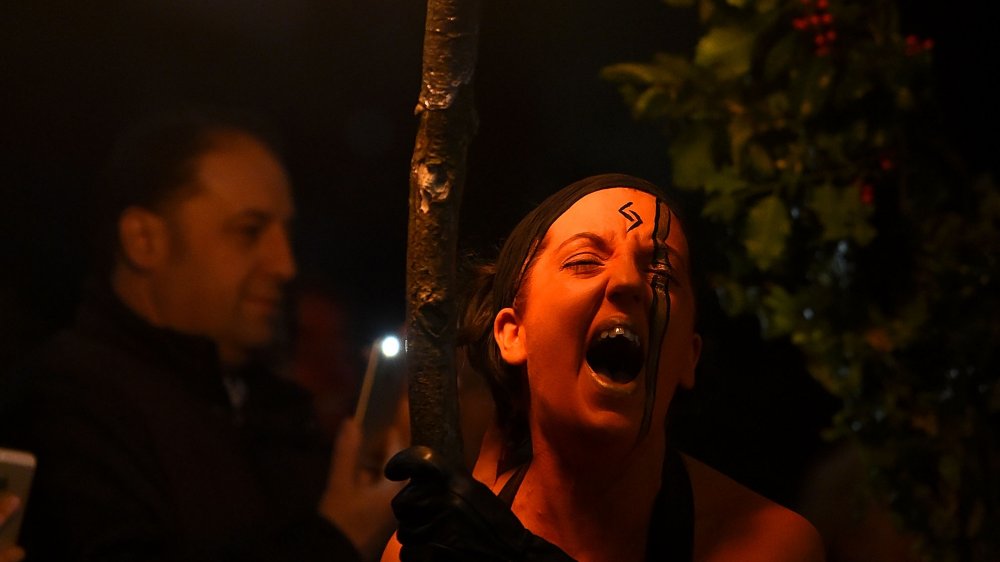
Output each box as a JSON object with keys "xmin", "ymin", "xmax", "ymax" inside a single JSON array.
[
  {"xmin": 494, "ymin": 307, "xmax": 527, "ymax": 365},
  {"xmin": 118, "ymin": 206, "xmax": 168, "ymax": 270}
]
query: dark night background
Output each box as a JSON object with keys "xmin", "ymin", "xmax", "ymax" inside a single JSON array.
[{"xmin": 1, "ymin": 1, "xmax": 995, "ymax": 508}]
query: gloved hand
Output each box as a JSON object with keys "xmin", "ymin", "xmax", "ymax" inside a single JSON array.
[{"xmin": 384, "ymin": 445, "xmax": 576, "ymax": 562}]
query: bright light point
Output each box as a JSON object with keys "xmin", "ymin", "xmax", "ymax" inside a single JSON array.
[{"xmin": 380, "ymin": 336, "xmax": 401, "ymax": 358}]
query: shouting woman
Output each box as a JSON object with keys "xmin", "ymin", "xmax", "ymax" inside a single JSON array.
[{"xmin": 384, "ymin": 174, "xmax": 824, "ymax": 562}]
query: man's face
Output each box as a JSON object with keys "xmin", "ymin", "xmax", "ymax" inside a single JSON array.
[
  {"xmin": 152, "ymin": 133, "xmax": 296, "ymax": 363},
  {"xmin": 502, "ymin": 188, "xmax": 700, "ymax": 448}
]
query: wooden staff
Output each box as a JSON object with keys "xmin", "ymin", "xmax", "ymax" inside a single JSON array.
[{"xmin": 405, "ymin": 0, "xmax": 481, "ymax": 466}]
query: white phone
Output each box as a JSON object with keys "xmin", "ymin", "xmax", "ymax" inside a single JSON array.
[
  {"xmin": 354, "ymin": 335, "xmax": 407, "ymax": 464},
  {"xmin": 0, "ymin": 447, "xmax": 35, "ymax": 549},
  {"xmin": 354, "ymin": 336, "xmax": 406, "ymax": 438}
]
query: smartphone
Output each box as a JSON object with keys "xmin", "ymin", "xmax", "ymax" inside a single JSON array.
[
  {"xmin": 354, "ymin": 335, "xmax": 407, "ymax": 463},
  {"xmin": 0, "ymin": 447, "xmax": 35, "ymax": 549}
]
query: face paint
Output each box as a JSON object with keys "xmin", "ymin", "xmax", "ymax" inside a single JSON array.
[
  {"xmin": 617, "ymin": 201, "xmax": 644, "ymax": 233},
  {"xmin": 638, "ymin": 201, "xmax": 672, "ymax": 440}
]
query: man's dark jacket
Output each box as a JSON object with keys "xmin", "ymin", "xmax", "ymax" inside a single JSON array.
[{"xmin": 11, "ymin": 285, "xmax": 361, "ymax": 561}]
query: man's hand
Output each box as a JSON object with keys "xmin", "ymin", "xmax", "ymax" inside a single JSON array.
[
  {"xmin": 0, "ymin": 493, "xmax": 25, "ymax": 562},
  {"xmin": 319, "ymin": 419, "xmax": 403, "ymax": 560},
  {"xmin": 384, "ymin": 446, "xmax": 575, "ymax": 562}
]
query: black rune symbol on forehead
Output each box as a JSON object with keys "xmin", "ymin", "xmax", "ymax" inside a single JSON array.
[{"xmin": 618, "ymin": 202, "xmax": 643, "ymax": 232}]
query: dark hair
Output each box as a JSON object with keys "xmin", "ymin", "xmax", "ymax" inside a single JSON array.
[
  {"xmin": 459, "ymin": 173, "xmax": 695, "ymax": 470},
  {"xmin": 91, "ymin": 108, "xmax": 282, "ymax": 274}
]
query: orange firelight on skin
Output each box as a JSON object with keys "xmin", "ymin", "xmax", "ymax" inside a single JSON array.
[{"xmin": 493, "ymin": 188, "xmax": 700, "ymax": 463}]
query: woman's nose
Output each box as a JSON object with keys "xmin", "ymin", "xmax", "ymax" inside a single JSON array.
[{"xmin": 607, "ymin": 258, "xmax": 647, "ymax": 306}]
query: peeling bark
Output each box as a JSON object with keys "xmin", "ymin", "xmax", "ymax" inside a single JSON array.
[{"xmin": 405, "ymin": 0, "xmax": 481, "ymax": 465}]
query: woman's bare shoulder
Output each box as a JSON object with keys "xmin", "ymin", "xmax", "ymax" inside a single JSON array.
[
  {"xmin": 380, "ymin": 532, "xmax": 402, "ymax": 562},
  {"xmin": 683, "ymin": 454, "xmax": 825, "ymax": 562}
]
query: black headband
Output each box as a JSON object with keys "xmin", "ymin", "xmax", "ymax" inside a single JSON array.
[{"xmin": 492, "ymin": 173, "xmax": 670, "ymax": 313}]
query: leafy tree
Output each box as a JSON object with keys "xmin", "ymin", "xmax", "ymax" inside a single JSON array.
[{"xmin": 603, "ymin": 1, "xmax": 999, "ymax": 560}]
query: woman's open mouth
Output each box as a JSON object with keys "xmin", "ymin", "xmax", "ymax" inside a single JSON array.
[{"xmin": 586, "ymin": 323, "xmax": 644, "ymax": 394}]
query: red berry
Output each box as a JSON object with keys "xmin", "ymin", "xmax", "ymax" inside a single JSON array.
[
  {"xmin": 817, "ymin": 0, "xmax": 829, "ymax": 8},
  {"xmin": 880, "ymin": 157, "xmax": 893, "ymax": 171},
  {"xmin": 810, "ymin": 14, "xmax": 821, "ymax": 26},
  {"xmin": 816, "ymin": 46, "xmax": 831, "ymax": 57},
  {"xmin": 822, "ymin": 13, "xmax": 833, "ymax": 24},
  {"xmin": 860, "ymin": 184, "xmax": 875, "ymax": 205},
  {"xmin": 815, "ymin": 34, "xmax": 827, "ymax": 45},
  {"xmin": 906, "ymin": 35, "xmax": 918, "ymax": 46},
  {"xmin": 923, "ymin": 38, "xmax": 934, "ymax": 50},
  {"xmin": 793, "ymin": 17, "xmax": 808, "ymax": 30},
  {"xmin": 826, "ymin": 30, "xmax": 837, "ymax": 41}
]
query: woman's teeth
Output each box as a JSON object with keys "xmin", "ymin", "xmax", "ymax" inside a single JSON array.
[{"xmin": 597, "ymin": 325, "xmax": 640, "ymax": 346}]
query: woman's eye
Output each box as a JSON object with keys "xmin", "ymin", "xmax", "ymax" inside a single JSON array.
[
  {"xmin": 648, "ymin": 264, "xmax": 677, "ymax": 283},
  {"xmin": 563, "ymin": 256, "xmax": 603, "ymax": 272}
]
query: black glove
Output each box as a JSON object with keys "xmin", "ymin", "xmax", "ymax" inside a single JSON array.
[{"xmin": 385, "ymin": 445, "xmax": 576, "ymax": 562}]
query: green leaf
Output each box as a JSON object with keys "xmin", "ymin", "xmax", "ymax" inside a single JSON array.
[
  {"xmin": 697, "ymin": 0, "xmax": 714, "ymax": 22},
  {"xmin": 669, "ymin": 125, "xmax": 716, "ymax": 190},
  {"xmin": 703, "ymin": 194, "xmax": 738, "ymax": 221},
  {"xmin": 713, "ymin": 276, "xmax": 747, "ymax": 316},
  {"xmin": 939, "ymin": 455, "xmax": 962, "ymax": 488},
  {"xmin": 702, "ymin": 167, "xmax": 748, "ymax": 221},
  {"xmin": 754, "ymin": 0, "xmax": 779, "ymax": 13},
  {"xmin": 746, "ymin": 143, "xmax": 774, "ymax": 176},
  {"xmin": 744, "ymin": 195, "xmax": 791, "ymax": 270},
  {"xmin": 728, "ymin": 115, "xmax": 754, "ymax": 168},
  {"xmin": 600, "ymin": 62, "xmax": 663, "ymax": 85},
  {"xmin": 896, "ymin": 87, "xmax": 915, "ymax": 110},
  {"xmin": 835, "ymin": 52, "xmax": 873, "ymax": 103},
  {"xmin": 695, "ymin": 26, "xmax": 754, "ymax": 81},
  {"xmin": 807, "ymin": 183, "xmax": 877, "ymax": 246},
  {"xmin": 603, "ymin": 55, "xmax": 696, "ymax": 87},
  {"xmin": 763, "ymin": 32, "xmax": 798, "ymax": 82},
  {"xmin": 705, "ymin": 166, "xmax": 748, "ymax": 194},
  {"xmin": 654, "ymin": 52, "xmax": 697, "ymax": 74},
  {"xmin": 808, "ymin": 361, "xmax": 849, "ymax": 396},
  {"xmin": 814, "ymin": 133, "xmax": 849, "ymax": 167},
  {"xmin": 602, "ymin": 61, "xmax": 693, "ymax": 121},
  {"xmin": 642, "ymin": 89, "xmax": 670, "ymax": 120},
  {"xmin": 791, "ymin": 58, "xmax": 834, "ymax": 118},
  {"xmin": 765, "ymin": 91, "xmax": 791, "ymax": 117},
  {"xmin": 889, "ymin": 297, "xmax": 928, "ymax": 349},
  {"xmin": 761, "ymin": 285, "xmax": 798, "ymax": 337}
]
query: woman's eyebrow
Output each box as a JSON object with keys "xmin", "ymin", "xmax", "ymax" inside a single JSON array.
[
  {"xmin": 554, "ymin": 232, "xmax": 611, "ymax": 253},
  {"xmin": 645, "ymin": 237, "xmax": 685, "ymax": 265}
]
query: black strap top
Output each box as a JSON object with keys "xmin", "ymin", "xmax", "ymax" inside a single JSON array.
[{"xmin": 497, "ymin": 448, "xmax": 694, "ymax": 561}]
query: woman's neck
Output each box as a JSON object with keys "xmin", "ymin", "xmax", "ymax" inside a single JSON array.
[{"xmin": 509, "ymin": 428, "xmax": 666, "ymax": 562}]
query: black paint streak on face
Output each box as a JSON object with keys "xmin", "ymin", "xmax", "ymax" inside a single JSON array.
[
  {"xmin": 618, "ymin": 201, "xmax": 644, "ymax": 232},
  {"xmin": 638, "ymin": 200, "xmax": 671, "ymax": 442}
]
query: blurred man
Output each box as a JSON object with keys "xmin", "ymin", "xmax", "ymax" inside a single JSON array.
[{"xmin": 17, "ymin": 112, "xmax": 398, "ymax": 561}]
